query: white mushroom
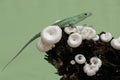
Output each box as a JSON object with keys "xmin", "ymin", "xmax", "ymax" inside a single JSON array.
[
  {"xmin": 70, "ymin": 60, "xmax": 76, "ymax": 65},
  {"xmin": 75, "ymin": 54, "xmax": 86, "ymax": 64},
  {"xmin": 111, "ymin": 37, "xmax": 120, "ymax": 50},
  {"xmin": 83, "ymin": 63, "xmax": 97, "ymax": 76},
  {"xmin": 67, "ymin": 33, "xmax": 82, "ymax": 48},
  {"xmin": 75, "ymin": 25, "xmax": 83, "ymax": 33},
  {"xmin": 100, "ymin": 32, "xmax": 112, "ymax": 42},
  {"xmin": 83, "ymin": 57, "xmax": 102, "ymax": 76},
  {"xmin": 37, "ymin": 37, "xmax": 55, "ymax": 52},
  {"xmin": 41, "ymin": 26, "xmax": 62, "ymax": 44},
  {"xmin": 64, "ymin": 27, "xmax": 77, "ymax": 34},
  {"xmin": 90, "ymin": 57, "xmax": 102, "ymax": 68},
  {"xmin": 83, "ymin": 63, "xmax": 89, "ymax": 73},
  {"xmin": 80, "ymin": 27, "xmax": 96, "ymax": 40},
  {"xmin": 92, "ymin": 35, "xmax": 99, "ymax": 41}
]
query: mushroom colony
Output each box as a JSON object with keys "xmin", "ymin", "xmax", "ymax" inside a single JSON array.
[{"xmin": 37, "ymin": 25, "xmax": 120, "ymax": 80}]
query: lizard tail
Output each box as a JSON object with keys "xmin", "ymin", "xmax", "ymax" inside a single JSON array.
[{"xmin": 1, "ymin": 32, "xmax": 41, "ymax": 71}]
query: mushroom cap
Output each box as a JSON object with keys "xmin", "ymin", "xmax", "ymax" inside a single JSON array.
[
  {"xmin": 41, "ymin": 26, "xmax": 62, "ymax": 44},
  {"xmin": 83, "ymin": 63, "xmax": 97, "ymax": 76},
  {"xmin": 90, "ymin": 57, "xmax": 102, "ymax": 68},
  {"xmin": 67, "ymin": 33, "xmax": 82, "ymax": 48},
  {"xmin": 100, "ymin": 32, "xmax": 112, "ymax": 42},
  {"xmin": 80, "ymin": 27, "xmax": 96, "ymax": 40},
  {"xmin": 92, "ymin": 35, "xmax": 99, "ymax": 41},
  {"xmin": 111, "ymin": 38, "xmax": 120, "ymax": 50},
  {"xmin": 64, "ymin": 27, "xmax": 77, "ymax": 34},
  {"xmin": 75, "ymin": 25, "xmax": 83, "ymax": 33},
  {"xmin": 70, "ymin": 60, "xmax": 76, "ymax": 65},
  {"xmin": 37, "ymin": 37, "xmax": 55, "ymax": 52},
  {"xmin": 75, "ymin": 54, "xmax": 86, "ymax": 64}
]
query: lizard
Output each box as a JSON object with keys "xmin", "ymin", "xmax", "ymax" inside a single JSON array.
[{"xmin": 2, "ymin": 12, "xmax": 92, "ymax": 71}]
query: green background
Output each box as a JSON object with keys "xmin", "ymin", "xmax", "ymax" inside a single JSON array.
[{"xmin": 0, "ymin": 0, "xmax": 120, "ymax": 80}]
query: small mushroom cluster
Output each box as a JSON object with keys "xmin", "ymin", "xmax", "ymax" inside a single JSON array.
[
  {"xmin": 111, "ymin": 37, "xmax": 120, "ymax": 50},
  {"xmin": 83, "ymin": 57, "xmax": 102, "ymax": 76},
  {"xmin": 100, "ymin": 32, "xmax": 120, "ymax": 50},
  {"xmin": 36, "ymin": 25, "xmax": 120, "ymax": 79},
  {"xmin": 70, "ymin": 54, "xmax": 102, "ymax": 76},
  {"xmin": 37, "ymin": 25, "xmax": 120, "ymax": 51},
  {"xmin": 65, "ymin": 26, "xmax": 97, "ymax": 48},
  {"xmin": 64, "ymin": 26, "xmax": 120, "ymax": 50}
]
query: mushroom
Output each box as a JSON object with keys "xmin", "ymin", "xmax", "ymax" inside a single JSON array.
[
  {"xmin": 64, "ymin": 26, "xmax": 77, "ymax": 34},
  {"xmin": 67, "ymin": 33, "xmax": 82, "ymax": 48},
  {"xmin": 111, "ymin": 37, "xmax": 120, "ymax": 50},
  {"xmin": 74, "ymin": 54, "xmax": 86, "ymax": 64},
  {"xmin": 92, "ymin": 35, "xmax": 99, "ymax": 41},
  {"xmin": 70, "ymin": 60, "xmax": 76, "ymax": 65},
  {"xmin": 90, "ymin": 57, "xmax": 102, "ymax": 68},
  {"xmin": 80, "ymin": 27, "xmax": 96, "ymax": 40},
  {"xmin": 83, "ymin": 63, "xmax": 98, "ymax": 76},
  {"xmin": 100, "ymin": 32, "xmax": 112, "ymax": 42},
  {"xmin": 37, "ymin": 37, "xmax": 55, "ymax": 52},
  {"xmin": 41, "ymin": 26, "xmax": 62, "ymax": 44},
  {"xmin": 83, "ymin": 57, "xmax": 102, "ymax": 76},
  {"xmin": 75, "ymin": 25, "xmax": 83, "ymax": 33}
]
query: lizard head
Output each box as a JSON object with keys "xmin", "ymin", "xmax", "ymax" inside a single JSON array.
[{"xmin": 78, "ymin": 12, "xmax": 92, "ymax": 19}]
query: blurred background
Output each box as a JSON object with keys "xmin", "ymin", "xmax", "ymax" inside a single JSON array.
[{"xmin": 0, "ymin": 0, "xmax": 120, "ymax": 80}]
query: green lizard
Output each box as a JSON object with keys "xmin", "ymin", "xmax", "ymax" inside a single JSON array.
[
  {"xmin": 2, "ymin": 12, "xmax": 92, "ymax": 71},
  {"xmin": 53, "ymin": 12, "xmax": 92, "ymax": 27}
]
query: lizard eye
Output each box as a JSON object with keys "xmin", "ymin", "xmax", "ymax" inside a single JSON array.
[{"xmin": 84, "ymin": 13, "xmax": 88, "ymax": 16}]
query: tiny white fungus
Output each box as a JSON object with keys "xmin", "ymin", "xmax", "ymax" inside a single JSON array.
[
  {"xmin": 111, "ymin": 38, "xmax": 120, "ymax": 50},
  {"xmin": 100, "ymin": 32, "xmax": 112, "ymax": 42},
  {"xmin": 64, "ymin": 27, "xmax": 77, "ymax": 34},
  {"xmin": 70, "ymin": 60, "xmax": 76, "ymax": 65},
  {"xmin": 83, "ymin": 57, "xmax": 102, "ymax": 76},
  {"xmin": 37, "ymin": 37, "xmax": 55, "ymax": 52},
  {"xmin": 75, "ymin": 54, "xmax": 86, "ymax": 64},
  {"xmin": 41, "ymin": 26, "xmax": 62, "ymax": 44},
  {"xmin": 90, "ymin": 57, "xmax": 102, "ymax": 68},
  {"xmin": 92, "ymin": 35, "xmax": 99, "ymax": 41},
  {"xmin": 75, "ymin": 25, "xmax": 83, "ymax": 33},
  {"xmin": 67, "ymin": 33, "xmax": 82, "ymax": 48},
  {"xmin": 80, "ymin": 27, "xmax": 96, "ymax": 40},
  {"xmin": 83, "ymin": 63, "xmax": 97, "ymax": 76}
]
